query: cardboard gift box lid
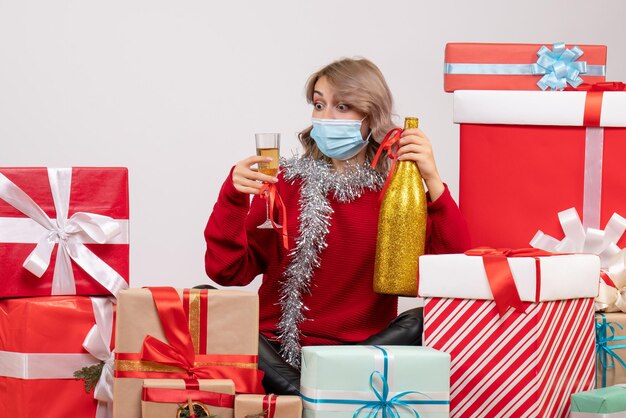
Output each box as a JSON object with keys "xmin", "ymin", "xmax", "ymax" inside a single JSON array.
[
  {"xmin": 418, "ymin": 253, "xmax": 600, "ymax": 301},
  {"xmin": 444, "ymin": 43, "xmax": 607, "ymax": 92},
  {"xmin": 453, "ymin": 90, "xmax": 626, "ymax": 127}
]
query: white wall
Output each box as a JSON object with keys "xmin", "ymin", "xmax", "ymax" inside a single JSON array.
[{"xmin": 2, "ymin": 0, "xmax": 625, "ymax": 312}]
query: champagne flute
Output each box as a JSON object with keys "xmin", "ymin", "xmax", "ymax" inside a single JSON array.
[{"xmin": 255, "ymin": 133, "xmax": 281, "ymax": 229}]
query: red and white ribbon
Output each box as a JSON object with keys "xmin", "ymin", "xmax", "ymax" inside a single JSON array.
[{"xmin": 0, "ymin": 168, "xmax": 129, "ymax": 297}]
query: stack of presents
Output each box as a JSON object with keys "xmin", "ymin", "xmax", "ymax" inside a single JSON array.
[{"xmin": 1, "ymin": 41, "xmax": 626, "ymax": 417}]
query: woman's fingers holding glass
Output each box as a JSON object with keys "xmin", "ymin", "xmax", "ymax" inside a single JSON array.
[{"xmin": 232, "ymin": 156, "xmax": 278, "ymax": 194}]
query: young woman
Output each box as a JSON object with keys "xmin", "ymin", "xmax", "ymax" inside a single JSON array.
[{"xmin": 204, "ymin": 58, "xmax": 471, "ymax": 394}]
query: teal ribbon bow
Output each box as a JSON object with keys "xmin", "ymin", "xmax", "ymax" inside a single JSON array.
[
  {"xmin": 352, "ymin": 346, "xmax": 421, "ymax": 418},
  {"xmin": 532, "ymin": 42, "xmax": 587, "ymax": 90},
  {"xmin": 596, "ymin": 313, "xmax": 626, "ymax": 387}
]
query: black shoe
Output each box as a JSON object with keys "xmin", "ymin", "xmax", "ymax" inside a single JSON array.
[
  {"xmin": 359, "ymin": 307, "xmax": 423, "ymax": 346},
  {"xmin": 258, "ymin": 334, "xmax": 301, "ymax": 395}
]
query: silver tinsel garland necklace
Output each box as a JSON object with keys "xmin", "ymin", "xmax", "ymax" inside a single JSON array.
[{"xmin": 277, "ymin": 156, "xmax": 385, "ymax": 368}]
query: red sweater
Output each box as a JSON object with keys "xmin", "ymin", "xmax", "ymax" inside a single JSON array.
[{"xmin": 204, "ymin": 165, "xmax": 471, "ymax": 346}]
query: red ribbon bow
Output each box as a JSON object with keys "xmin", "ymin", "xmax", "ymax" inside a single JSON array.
[
  {"xmin": 370, "ymin": 128, "xmax": 404, "ymax": 198},
  {"xmin": 259, "ymin": 183, "xmax": 289, "ymax": 250},
  {"xmin": 139, "ymin": 287, "xmax": 265, "ymax": 393},
  {"xmin": 464, "ymin": 247, "xmax": 556, "ymax": 317},
  {"xmin": 565, "ymin": 81, "xmax": 626, "ymax": 127}
]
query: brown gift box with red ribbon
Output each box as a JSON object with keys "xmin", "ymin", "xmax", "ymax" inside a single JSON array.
[
  {"xmin": 113, "ymin": 287, "xmax": 264, "ymax": 418},
  {"xmin": 454, "ymin": 83, "xmax": 626, "ymax": 250},
  {"xmin": 141, "ymin": 379, "xmax": 235, "ymax": 418},
  {"xmin": 234, "ymin": 394, "xmax": 302, "ymax": 418}
]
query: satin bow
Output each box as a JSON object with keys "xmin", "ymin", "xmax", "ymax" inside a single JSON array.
[
  {"xmin": 0, "ymin": 168, "xmax": 128, "ymax": 297},
  {"xmin": 532, "ymin": 43, "xmax": 588, "ymax": 90},
  {"xmin": 531, "ymin": 208, "xmax": 626, "ymax": 312},
  {"xmin": 82, "ymin": 298, "xmax": 115, "ymax": 418},
  {"xmin": 531, "ymin": 208, "xmax": 626, "ymax": 268},
  {"xmin": 353, "ymin": 346, "xmax": 421, "ymax": 418},
  {"xmin": 137, "ymin": 287, "xmax": 265, "ymax": 394}
]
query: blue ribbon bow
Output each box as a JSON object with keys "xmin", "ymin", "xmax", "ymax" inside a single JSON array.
[
  {"xmin": 596, "ymin": 313, "xmax": 626, "ymax": 387},
  {"xmin": 352, "ymin": 346, "xmax": 422, "ymax": 418},
  {"xmin": 532, "ymin": 42, "xmax": 587, "ymax": 90}
]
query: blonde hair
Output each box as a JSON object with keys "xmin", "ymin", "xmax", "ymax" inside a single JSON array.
[{"xmin": 298, "ymin": 58, "xmax": 395, "ymax": 173}]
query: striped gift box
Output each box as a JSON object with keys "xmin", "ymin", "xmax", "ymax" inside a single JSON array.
[{"xmin": 420, "ymin": 253, "xmax": 600, "ymax": 418}]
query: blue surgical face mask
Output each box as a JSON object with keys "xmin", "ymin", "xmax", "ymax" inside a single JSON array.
[{"xmin": 310, "ymin": 117, "xmax": 370, "ymax": 160}]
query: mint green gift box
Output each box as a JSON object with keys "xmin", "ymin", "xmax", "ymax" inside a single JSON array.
[
  {"xmin": 571, "ymin": 385, "xmax": 626, "ymax": 417},
  {"xmin": 300, "ymin": 345, "xmax": 450, "ymax": 418}
]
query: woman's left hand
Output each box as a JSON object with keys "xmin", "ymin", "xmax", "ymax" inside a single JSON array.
[{"xmin": 396, "ymin": 128, "xmax": 445, "ymax": 201}]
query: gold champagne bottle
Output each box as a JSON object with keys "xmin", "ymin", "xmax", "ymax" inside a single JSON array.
[{"xmin": 373, "ymin": 117, "xmax": 427, "ymax": 296}]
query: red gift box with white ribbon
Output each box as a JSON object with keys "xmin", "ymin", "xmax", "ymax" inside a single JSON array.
[
  {"xmin": 0, "ymin": 296, "xmax": 115, "ymax": 417},
  {"xmin": 0, "ymin": 167, "xmax": 129, "ymax": 297},
  {"xmin": 419, "ymin": 251, "xmax": 600, "ymax": 417},
  {"xmin": 455, "ymin": 84, "xmax": 626, "ymax": 252}
]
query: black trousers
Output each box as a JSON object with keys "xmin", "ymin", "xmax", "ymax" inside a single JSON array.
[
  {"xmin": 193, "ymin": 285, "xmax": 423, "ymax": 396},
  {"xmin": 259, "ymin": 307, "xmax": 423, "ymax": 395}
]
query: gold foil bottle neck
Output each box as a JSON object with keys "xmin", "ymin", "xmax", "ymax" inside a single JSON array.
[{"xmin": 404, "ymin": 117, "xmax": 419, "ymax": 130}]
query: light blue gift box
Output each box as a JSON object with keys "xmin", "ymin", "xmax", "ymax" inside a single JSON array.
[
  {"xmin": 571, "ymin": 385, "xmax": 626, "ymax": 417},
  {"xmin": 300, "ymin": 345, "xmax": 450, "ymax": 418}
]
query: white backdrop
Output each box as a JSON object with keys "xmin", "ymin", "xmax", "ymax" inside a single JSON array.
[{"xmin": 2, "ymin": 0, "xmax": 625, "ymax": 312}]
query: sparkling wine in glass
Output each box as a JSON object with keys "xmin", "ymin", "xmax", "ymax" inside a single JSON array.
[{"xmin": 255, "ymin": 133, "xmax": 281, "ymax": 229}]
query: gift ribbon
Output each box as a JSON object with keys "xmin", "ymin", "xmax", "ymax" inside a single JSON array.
[
  {"xmin": 263, "ymin": 394, "xmax": 277, "ymax": 418},
  {"xmin": 371, "ymin": 128, "xmax": 404, "ymax": 200},
  {"xmin": 114, "ymin": 287, "xmax": 264, "ymax": 394},
  {"xmin": 566, "ymin": 82, "xmax": 626, "ymax": 126},
  {"xmin": 443, "ymin": 43, "xmax": 606, "ymax": 91},
  {"xmin": 141, "ymin": 386, "xmax": 235, "ymax": 408},
  {"xmin": 531, "ymin": 208, "xmax": 626, "ymax": 268},
  {"xmin": 0, "ymin": 168, "xmax": 129, "ymax": 297},
  {"xmin": 183, "ymin": 289, "xmax": 209, "ymax": 355},
  {"xmin": 596, "ymin": 313, "xmax": 626, "ymax": 388},
  {"xmin": 596, "ymin": 250, "xmax": 626, "ymax": 312},
  {"xmin": 259, "ymin": 183, "xmax": 289, "ymax": 250},
  {"xmin": 464, "ymin": 247, "xmax": 558, "ymax": 317},
  {"xmin": 300, "ymin": 346, "xmax": 449, "ymax": 417},
  {"xmin": 530, "ymin": 209, "xmax": 626, "ymax": 312},
  {"xmin": 82, "ymin": 298, "xmax": 115, "ymax": 418}
]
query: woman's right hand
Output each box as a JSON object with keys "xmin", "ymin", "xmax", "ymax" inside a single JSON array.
[{"xmin": 232, "ymin": 155, "xmax": 278, "ymax": 195}]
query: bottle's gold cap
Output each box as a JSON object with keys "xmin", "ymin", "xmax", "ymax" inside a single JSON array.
[{"xmin": 404, "ymin": 117, "xmax": 419, "ymax": 129}]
